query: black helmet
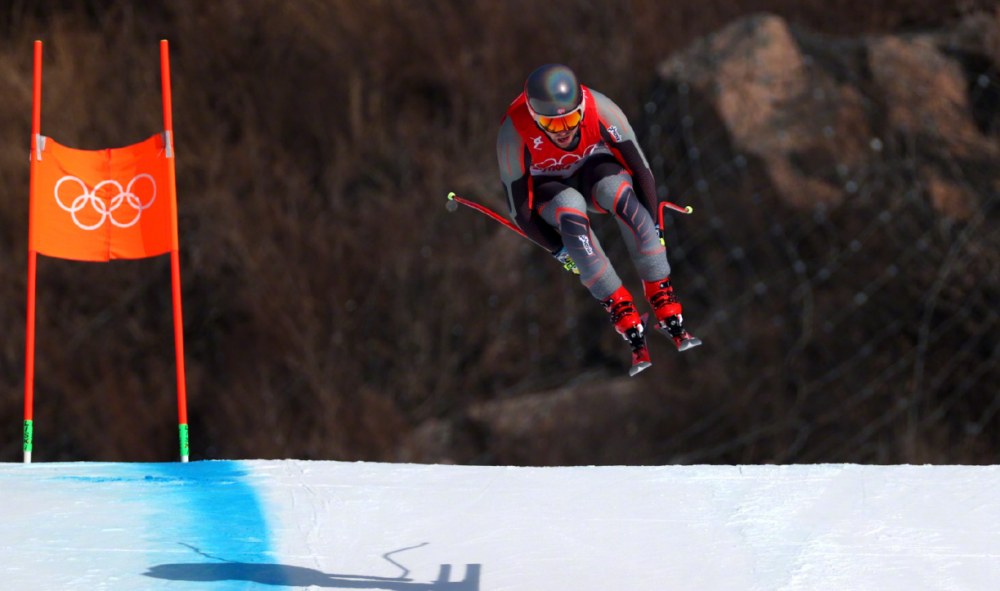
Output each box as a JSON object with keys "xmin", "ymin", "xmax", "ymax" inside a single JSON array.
[{"xmin": 524, "ymin": 64, "xmax": 582, "ymax": 117}]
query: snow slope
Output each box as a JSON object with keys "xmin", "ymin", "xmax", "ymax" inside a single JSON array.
[{"xmin": 1, "ymin": 461, "xmax": 999, "ymax": 590}]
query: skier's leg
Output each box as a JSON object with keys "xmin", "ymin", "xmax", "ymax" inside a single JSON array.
[
  {"xmin": 585, "ymin": 161, "xmax": 700, "ymax": 350},
  {"xmin": 536, "ymin": 177, "xmax": 650, "ymax": 369},
  {"xmin": 536, "ymin": 181, "xmax": 622, "ymax": 301},
  {"xmin": 587, "ymin": 161, "xmax": 670, "ymax": 283}
]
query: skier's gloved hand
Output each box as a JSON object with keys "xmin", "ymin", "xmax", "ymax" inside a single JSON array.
[
  {"xmin": 656, "ymin": 224, "xmax": 665, "ymax": 246},
  {"xmin": 553, "ymin": 247, "xmax": 579, "ymax": 274}
]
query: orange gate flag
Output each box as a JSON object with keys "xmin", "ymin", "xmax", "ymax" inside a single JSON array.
[
  {"xmin": 24, "ymin": 40, "xmax": 189, "ymax": 464},
  {"xmin": 30, "ymin": 132, "xmax": 176, "ymax": 261}
]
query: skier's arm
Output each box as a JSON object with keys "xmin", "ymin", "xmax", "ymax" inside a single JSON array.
[
  {"xmin": 497, "ymin": 116, "xmax": 565, "ymax": 253},
  {"xmin": 591, "ymin": 90, "xmax": 659, "ymax": 217}
]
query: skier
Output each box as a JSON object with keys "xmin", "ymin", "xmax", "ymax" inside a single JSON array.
[{"xmin": 496, "ymin": 63, "xmax": 700, "ymax": 375}]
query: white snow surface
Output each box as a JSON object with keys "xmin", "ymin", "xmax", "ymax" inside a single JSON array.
[{"xmin": 2, "ymin": 461, "xmax": 1000, "ymax": 590}]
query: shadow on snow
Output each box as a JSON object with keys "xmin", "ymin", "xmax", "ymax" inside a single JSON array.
[{"xmin": 143, "ymin": 562, "xmax": 481, "ymax": 589}]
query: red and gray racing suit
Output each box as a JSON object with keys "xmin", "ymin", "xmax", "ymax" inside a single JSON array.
[{"xmin": 497, "ymin": 86, "xmax": 670, "ymax": 301}]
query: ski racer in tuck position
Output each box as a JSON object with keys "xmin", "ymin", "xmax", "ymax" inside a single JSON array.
[{"xmin": 497, "ymin": 64, "xmax": 701, "ymax": 375}]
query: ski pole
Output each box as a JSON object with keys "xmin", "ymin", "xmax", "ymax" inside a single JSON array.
[
  {"xmin": 658, "ymin": 200, "xmax": 693, "ymax": 245},
  {"xmin": 447, "ymin": 192, "xmax": 529, "ymax": 240},
  {"xmin": 447, "ymin": 191, "xmax": 581, "ymax": 273}
]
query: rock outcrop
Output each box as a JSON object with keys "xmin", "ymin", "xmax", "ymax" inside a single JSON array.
[{"xmin": 652, "ymin": 12, "xmax": 1000, "ymax": 219}]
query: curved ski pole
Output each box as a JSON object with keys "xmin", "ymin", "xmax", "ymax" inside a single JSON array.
[
  {"xmin": 447, "ymin": 191, "xmax": 529, "ymax": 240},
  {"xmin": 447, "ymin": 191, "xmax": 577, "ymax": 273},
  {"xmin": 658, "ymin": 200, "xmax": 694, "ymax": 245}
]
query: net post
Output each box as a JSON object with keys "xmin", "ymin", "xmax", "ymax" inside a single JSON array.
[
  {"xmin": 24, "ymin": 41, "xmax": 42, "ymax": 463},
  {"xmin": 161, "ymin": 40, "xmax": 189, "ymax": 462}
]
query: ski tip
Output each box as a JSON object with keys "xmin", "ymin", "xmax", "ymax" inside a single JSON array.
[
  {"xmin": 678, "ymin": 337, "xmax": 703, "ymax": 351},
  {"xmin": 447, "ymin": 191, "xmax": 456, "ymax": 201},
  {"xmin": 629, "ymin": 361, "xmax": 653, "ymax": 377}
]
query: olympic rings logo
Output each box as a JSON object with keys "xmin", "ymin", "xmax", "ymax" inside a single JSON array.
[{"xmin": 54, "ymin": 175, "xmax": 157, "ymax": 230}]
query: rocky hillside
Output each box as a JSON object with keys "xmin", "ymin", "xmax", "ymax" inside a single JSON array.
[{"xmin": 404, "ymin": 12, "xmax": 1000, "ymax": 465}]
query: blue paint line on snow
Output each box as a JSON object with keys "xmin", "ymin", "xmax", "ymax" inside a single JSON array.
[
  {"xmin": 41, "ymin": 461, "xmax": 281, "ymax": 588},
  {"xmin": 117, "ymin": 461, "xmax": 280, "ymax": 589}
]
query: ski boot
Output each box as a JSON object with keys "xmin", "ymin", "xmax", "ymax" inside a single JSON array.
[
  {"xmin": 602, "ymin": 286, "xmax": 652, "ymax": 376},
  {"xmin": 643, "ymin": 277, "xmax": 702, "ymax": 351}
]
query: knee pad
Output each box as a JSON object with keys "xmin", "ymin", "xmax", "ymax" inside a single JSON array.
[
  {"xmin": 613, "ymin": 184, "xmax": 662, "ymax": 256},
  {"xmin": 557, "ymin": 208, "xmax": 596, "ymax": 257},
  {"xmin": 556, "ymin": 207, "xmax": 608, "ymax": 288}
]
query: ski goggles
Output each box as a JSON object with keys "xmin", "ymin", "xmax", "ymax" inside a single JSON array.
[{"xmin": 536, "ymin": 108, "xmax": 583, "ymax": 134}]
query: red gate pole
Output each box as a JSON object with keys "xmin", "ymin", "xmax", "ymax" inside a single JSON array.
[
  {"xmin": 161, "ymin": 40, "xmax": 189, "ymax": 462},
  {"xmin": 24, "ymin": 40, "xmax": 43, "ymax": 463}
]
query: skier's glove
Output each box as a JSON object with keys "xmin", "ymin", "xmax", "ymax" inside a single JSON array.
[
  {"xmin": 656, "ymin": 224, "xmax": 665, "ymax": 246},
  {"xmin": 553, "ymin": 247, "xmax": 579, "ymax": 274}
]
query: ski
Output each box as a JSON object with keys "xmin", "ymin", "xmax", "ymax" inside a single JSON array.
[
  {"xmin": 625, "ymin": 313, "xmax": 653, "ymax": 376},
  {"xmin": 652, "ymin": 315, "xmax": 703, "ymax": 352}
]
